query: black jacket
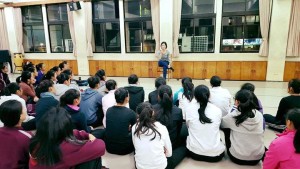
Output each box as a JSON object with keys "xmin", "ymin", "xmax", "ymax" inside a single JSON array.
[
  {"xmin": 124, "ymin": 85, "xmax": 145, "ymax": 112},
  {"xmin": 64, "ymin": 105, "xmax": 92, "ymax": 133}
]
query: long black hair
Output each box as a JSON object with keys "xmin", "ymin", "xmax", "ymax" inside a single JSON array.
[
  {"xmin": 182, "ymin": 77, "xmax": 194, "ymax": 102},
  {"xmin": 29, "ymin": 107, "xmax": 85, "ymax": 166},
  {"xmin": 286, "ymin": 109, "xmax": 300, "ymax": 153},
  {"xmin": 36, "ymin": 80, "xmax": 54, "ymax": 98},
  {"xmin": 60, "ymin": 89, "xmax": 80, "ymax": 107},
  {"xmin": 134, "ymin": 103, "xmax": 161, "ymax": 141},
  {"xmin": 95, "ymin": 69, "xmax": 106, "ymax": 81},
  {"xmin": 43, "ymin": 70, "xmax": 56, "ymax": 81},
  {"xmin": 194, "ymin": 85, "xmax": 212, "ymax": 124},
  {"xmin": 241, "ymin": 83, "xmax": 260, "ymax": 111},
  {"xmin": 36, "ymin": 63, "xmax": 44, "ymax": 72},
  {"xmin": 156, "ymin": 85, "xmax": 173, "ymax": 128},
  {"xmin": 234, "ymin": 89, "xmax": 257, "ymax": 126},
  {"xmin": 0, "ymin": 100, "xmax": 23, "ymax": 127},
  {"xmin": 3, "ymin": 83, "xmax": 20, "ymax": 96},
  {"xmin": 16, "ymin": 71, "xmax": 33, "ymax": 84}
]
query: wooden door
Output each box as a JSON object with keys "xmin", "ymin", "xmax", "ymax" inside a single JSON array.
[
  {"xmin": 106, "ymin": 61, "xmax": 123, "ymax": 77},
  {"xmin": 203, "ymin": 61, "xmax": 217, "ymax": 79},
  {"xmin": 284, "ymin": 62, "xmax": 300, "ymax": 81},
  {"xmin": 241, "ymin": 61, "xmax": 267, "ymax": 80}
]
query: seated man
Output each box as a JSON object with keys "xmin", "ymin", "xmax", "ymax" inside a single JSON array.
[
  {"xmin": 148, "ymin": 77, "xmax": 166, "ymax": 105},
  {"xmin": 124, "ymin": 74, "xmax": 145, "ymax": 111}
]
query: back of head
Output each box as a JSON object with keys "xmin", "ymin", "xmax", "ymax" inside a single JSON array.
[
  {"xmin": 0, "ymin": 100, "xmax": 22, "ymax": 127},
  {"xmin": 157, "ymin": 85, "xmax": 173, "ymax": 127},
  {"xmin": 16, "ymin": 71, "xmax": 32, "ymax": 84},
  {"xmin": 95, "ymin": 69, "xmax": 106, "ymax": 81},
  {"xmin": 128, "ymin": 74, "xmax": 138, "ymax": 84},
  {"xmin": 43, "ymin": 70, "xmax": 56, "ymax": 81},
  {"xmin": 241, "ymin": 83, "xmax": 255, "ymax": 92},
  {"xmin": 286, "ymin": 109, "xmax": 300, "ymax": 153},
  {"xmin": 23, "ymin": 62, "xmax": 34, "ymax": 72},
  {"xmin": 36, "ymin": 80, "xmax": 54, "ymax": 98},
  {"xmin": 3, "ymin": 82, "xmax": 20, "ymax": 96},
  {"xmin": 58, "ymin": 62, "xmax": 65, "ymax": 70},
  {"xmin": 60, "ymin": 89, "xmax": 80, "ymax": 107},
  {"xmin": 136, "ymin": 102, "xmax": 152, "ymax": 115},
  {"xmin": 194, "ymin": 85, "xmax": 212, "ymax": 124},
  {"xmin": 88, "ymin": 76, "xmax": 100, "ymax": 89},
  {"xmin": 155, "ymin": 77, "xmax": 166, "ymax": 89},
  {"xmin": 51, "ymin": 66, "xmax": 60, "ymax": 72},
  {"xmin": 181, "ymin": 77, "xmax": 192, "ymax": 86},
  {"xmin": 62, "ymin": 69, "xmax": 72, "ymax": 77},
  {"xmin": 56, "ymin": 73, "xmax": 69, "ymax": 84},
  {"xmin": 106, "ymin": 79, "xmax": 117, "ymax": 91},
  {"xmin": 210, "ymin": 76, "xmax": 221, "ymax": 87},
  {"xmin": 182, "ymin": 77, "xmax": 194, "ymax": 101},
  {"xmin": 114, "ymin": 87, "xmax": 128, "ymax": 104},
  {"xmin": 288, "ymin": 78, "xmax": 300, "ymax": 94}
]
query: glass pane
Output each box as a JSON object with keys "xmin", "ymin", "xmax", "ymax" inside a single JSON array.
[
  {"xmin": 142, "ymin": 21, "xmax": 155, "ymax": 52},
  {"xmin": 63, "ymin": 24, "xmax": 72, "ymax": 52},
  {"xmin": 22, "ymin": 6, "xmax": 43, "ymax": 23},
  {"xmin": 223, "ymin": 0, "xmax": 245, "ymax": 12},
  {"xmin": 23, "ymin": 26, "xmax": 33, "ymax": 52},
  {"xmin": 47, "ymin": 4, "xmax": 68, "ymax": 22},
  {"xmin": 49, "ymin": 25, "xmax": 65, "ymax": 52},
  {"xmin": 222, "ymin": 16, "xmax": 245, "ymax": 26},
  {"xmin": 94, "ymin": 23, "xmax": 121, "ymax": 52},
  {"xmin": 222, "ymin": 26, "xmax": 243, "ymax": 52},
  {"xmin": 246, "ymin": 0, "xmax": 259, "ymax": 11},
  {"xmin": 179, "ymin": 19, "xmax": 193, "ymax": 52},
  {"xmin": 182, "ymin": 0, "xmax": 193, "ymax": 15},
  {"xmin": 194, "ymin": 18, "xmax": 215, "ymax": 52},
  {"xmin": 193, "ymin": 0, "xmax": 215, "ymax": 14},
  {"xmin": 124, "ymin": 0, "xmax": 151, "ymax": 18},
  {"xmin": 244, "ymin": 24, "xmax": 261, "ymax": 51},
  {"xmin": 125, "ymin": 22, "xmax": 142, "ymax": 52},
  {"xmin": 23, "ymin": 25, "xmax": 46, "ymax": 52},
  {"xmin": 93, "ymin": 1, "xmax": 117, "ymax": 19}
]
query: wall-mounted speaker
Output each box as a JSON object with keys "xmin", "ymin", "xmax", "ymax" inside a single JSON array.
[{"xmin": 68, "ymin": 1, "xmax": 81, "ymax": 11}]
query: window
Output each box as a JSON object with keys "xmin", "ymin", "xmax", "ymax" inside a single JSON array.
[
  {"xmin": 221, "ymin": 0, "xmax": 261, "ymax": 52},
  {"xmin": 22, "ymin": 6, "xmax": 46, "ymax": 53},
  {"xmin": 93, "ymin": 0, "xmax": 121, "ymax": 53},
  {"xmin": 47, "ymin": 3, "xmax": 72, "ymax": 53},
  {"xmin": 179, "ymin": 0, "xmax": 216, "ymax": 53},
  {"xmin": 124, "ymin": 0, "xmax": 154, "ymax": 53}
]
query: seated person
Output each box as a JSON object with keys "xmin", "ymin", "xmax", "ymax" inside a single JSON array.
[
  {"xmin": 148, "ymin": 77, "xmax": 166, "ymax": 105},
  {"xmin": 124, "ymin": 74, "xmax": 145, "ymax": 111},
  {"xmin": 156, "ymin": 42, "xmax": 174, "ymax": 79},
  {"xmin": 0, "ymin": 100, "xmax": 31, "ymax": 169},
  {"xmin": 35, "ymin": 63, "xmax": 46, "ymax": 85},
  {"xmin": 0, "ymin": 63, "xmax": 10, "ymax": 91},
  {"xmin": 54, "ymin": 73, "xmax": 73, "ymax": 100},
  {"xmin": 173, "ymin": 77, "xmax": 192, "ymax": 106},
  {"xmin": 105, "ymin": 88, "xmax": 136, "ymax": 155},
  {"xmin": 95, "ymin": 69, "xmax": 107, "ymax": 96},
  {"xmin": 62, "ymin": 69, "xmax": 81, "ymax": 89},
  {"xmin": 58, "ymin": 60, "xmax": 70, "ymax": 72}
]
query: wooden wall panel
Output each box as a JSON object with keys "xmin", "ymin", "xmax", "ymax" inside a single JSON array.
[
  {"xmin": 171, "ymin": 62, "xmax": 181, "ymax": 79},
  {"xmin": 229, "ymin": 62, "xmax": 241, "ymax": 80},
  {"xmin": 193, "ymin": 62, "xmax": 205, "ymax": 79},
  {"xmin": 140, "ymin": 61, "xmax": 158, "ymax": 78},
  {"xmin": 171, "ymin": 61, "xmax": 194, "ymax": 79},
  {"xmin": 241, "ymin": 61, "xmax": 267, "ymax": 81},
  {"xmin": 216, "ymin": 62, "xmax": 241, "ymax": 80},
  {"xmin": 216, "ymin": 62, "xmax": 228, "ymax": 80},
  {"xmin": 106, "ymin": 61, "xmax": 123, "ymax": 77},
  {"xmin": 203, "ymin": 62, "xmax": 217, "ymax": 79},
  {"xmin": 284, "ymin": 62, "xmax": 300, "ymax": 81}
]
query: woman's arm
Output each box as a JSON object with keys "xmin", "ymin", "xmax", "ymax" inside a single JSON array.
[{"xmin": 263, "ymin": 141, "xmax": 280, "ymax": 169}]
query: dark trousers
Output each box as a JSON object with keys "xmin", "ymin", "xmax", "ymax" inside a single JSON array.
[
  {"xmin": 75, "ymin": 157, "xmax": 102, "ymax": 169},
  {"xmin": 91, "ymin": 128, "xmax": 105, "ymax": 139},
  {"xmin": 188, "ymin": 149, "xmax": 224, "ymax": 162},
  {"xmin": 158, "ymin": 60, "xmax": 169, "ymax": 79},
  {"xmin": 89, "ymin": 108, "xmax": 104, "ymax": 128},
  {"xmin": 166, "ymin": 146, "xmax": 187, "ymax": 169},
  {"xmin": 264, "ymin": 114, "xmax": 286, "ymax": 132},
  {"xmin": 21, "ymin": 118, "xmax": 36, "ymax": 131}
]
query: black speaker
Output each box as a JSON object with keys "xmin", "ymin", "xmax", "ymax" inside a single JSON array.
[{"xmin": 68, "ymin": 1, "xmax": 81, "ymax": 11}]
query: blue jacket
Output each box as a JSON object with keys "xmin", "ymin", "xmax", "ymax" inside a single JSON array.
[
  {"xmin": 64, "ymin": 105, "xmax": 92, "ymax": 133},
  {"xmin": 80, "ymin": 88, "xmax": 103, "ymax": 124}
]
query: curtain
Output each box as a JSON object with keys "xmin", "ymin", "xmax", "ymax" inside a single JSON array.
[
  {"xmin": 85, "ymin": 2, "xmax": 93, "ymax": 57},
  {"xmin": 150, "ymin": 0, "xmax": 160, "ymax": 52},
  {"xmin": 173, "ymin": 0, "xmax": 182, "ymax": 58},
  {"xmin": 13, "ymin": 8, "xmax": 24, "ymax": 54},
  {"xmin": 67, "ymin": 6, "xmax": 77, "ymax": 57},
  {"xmin": 0, "ymin": 9, "xmax": 9, "ymax": 50},
  {"xmin": 258, "ymin": 0, "xmax": 271, "ymax": 57},
  {"xmin": 286, "ymin": 0, "xmax": 300, "ymax": 57}
]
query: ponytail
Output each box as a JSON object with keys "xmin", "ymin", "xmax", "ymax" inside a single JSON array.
[
  {"xmin": 234, "ymin": 90, "xmax": 256, "ymax": 126},
  {"xmin": 182, "ymin": 78, "xmax": 194, "ymax": 102},
  {"xmin": 16, "ymin": 76, "xmax": 21, "ymax": 83},
  {"xmin": 194, "ymin": 85, "xmax": 212, "ymax": 124},
  {"xmin": 60, "ymin": 89, "xmax": 80, "ymax": 107},
  {"xmin": 157, "ymin": 85, "xmax": 173, "ymax": 127},
  {"xmin": 286, "ymin": 109, "xmax": 300, "ymax": 153}
]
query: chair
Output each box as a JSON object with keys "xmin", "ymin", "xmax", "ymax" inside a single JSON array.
[
  {"xmin": 13, "ymin": 53, "xmax": 24, "ymax": 73},
  {"xmin": 157, "ymin": 54, "xmax": 173, "ymax": 81}
]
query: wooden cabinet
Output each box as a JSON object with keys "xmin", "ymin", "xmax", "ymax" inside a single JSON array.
[
  {"xmin": 240, "ymin": 61, "xmax": 267, "ymax": 81},
  {"xmin": 216, "ymin": 61, "xmax": 241, "ymax": 80},
  {"xmin": 88, "ymin": 60, "xmax": 106, "ymax": 75},
  {"xmin": 284, "ymin": 62, "xmax": 300, "ymax": 81},
  {"xmin": 172, "ymin": 61, "xmax": 194, "ymax": 79},
  {"xmin": 105, "ymin": 61, "xmax": 123, "ymax": 77},
  {"xmin": 123, "ymin": 61, "xmax": 141, "ymax": 77},
  {"xmin": 194, "ymin": 61, "xmax": 217, "ymax": 79},
  {"xmin": 140, "ymin": 61, "xmax": 158, "ymax": 78}
]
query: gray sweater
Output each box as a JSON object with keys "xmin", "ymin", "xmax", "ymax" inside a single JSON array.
[{"xmin": 221, "ymin": 109, "xmax": 265, "ymax": 161}]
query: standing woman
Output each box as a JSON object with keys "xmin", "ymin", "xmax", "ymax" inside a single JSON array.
[
  {"xmin": 16, "ymin": 71, "xmax": 38, "ymax": 103},
  {"xmin": 156, "ymin": 42, "xmax": 174, "ymax": 79}
]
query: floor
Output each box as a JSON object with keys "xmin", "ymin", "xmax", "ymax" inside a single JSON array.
[{"xmin": 11, "ymin": 74, "xmax": 287, "ymax": 169}]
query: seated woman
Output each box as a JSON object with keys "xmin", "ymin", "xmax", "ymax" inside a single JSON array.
[
  {"xmin": 185, "ymin": 85, "xmax": 225, "ymax": 162},
  {"xmin": 148, "ymin": 77, "xmax": 166, "ymax": 105},
  {"xmin": 222, "ymin": 89, "xmax": 265, "ymax": 165},
  {"xmin": 264, "ymin": 108, "xmax": 300, "ymax": 169},
  {"xmin": 16, "ymin": 71, "xmax": 38, "ymax": 103},
  {"xmin": 0, "ymin": 63, "xmax": 10, "ymax": 89},
  {"xmin": 95, "ymin": 69, "xmax": 107, "ymax": 96},
  {"xmin": 35, "ymin": 63, "xmax": 46, "ymax": 85},
  {"xmin": 264, "ymin": 78, "xmax": 300, "ymax": 131},
  {"xmin": 42, "ymin": 70, "xmax": 57, "ymax": 83},
  {"xmin": 29, "ymin": 107, "xmax": 106, "ymax": 169},
  {"xmin": 132, "ymin": 103, "xmax": 172, "ymax": 169},
  {"xmin": 156, "ymin": 42, "xmax": 174, "ymax": 79},
  {"xmin": 0, "ymin": 100, "xmax": 31, "ymax": 169},
  {"xmin": 178, "ymin": 77, "xmax": 197, "ymax": 120}
]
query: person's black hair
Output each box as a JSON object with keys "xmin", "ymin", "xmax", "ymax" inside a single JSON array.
[
  {"xmin": 161, "ymin": 41, "xmax": 167, "ymax": 48},
  {"xmin": 241, "ymin": 83, "xmax": 255, "ymax": 92},
  {"xmin": 43, "ymin": 70, "xmax": 56, "ymax": 81},
  {"xmin": 36, "ymin": 80, "xmax": 54, "ymax": 98},
  {"xmin": 105, "ymin": 79, "xmax": 117, "ymax": 91},
  {"xmin": 51, "ymin": 66, "xmax": 60, "ymax": 72},
  {"xmin": 286, "ymin": 109, "xmax": 300, "ymax": 153},
  {"xmin": 134, "ymin": 105, "xmax": 161, "ymax": 141},
  {"xmin": 95, "ymin": 69, "xmax": 106, "ymax": 81},
  {"xmin": 155, "ymin": 77, "xmax": 166, "ymax": 89},
  {"xmin": 88, "ymin": 76, "xmax": 100, "ymax": 89},
  {"xmin": 288, "ymin": 78, "xmax": 300, "ymax": 94},
  {"xmin": 36, "ymin": 63, "xmax": 44, "ymax": 71},
  {"xmin": 157, "ymin": 85, "xmax": 173, "ymax": 128},
  {"xmin": 234, "ymin": 89, "xmax": 257, "ymax": 126},
  {"xmin": 62, "ymin": 69, "xmax": 72, "ymax": 78},
  {"xmin": 0, "ymin": 62, "xmax": 7, "ymax": 70},
  {"xmin": 59, "ymin": 61, "xmax": 68, "ymax": 70},
  {"xmin": 194, "ymin": 85, "xmax": 212, "ymax": 124},
  {"xmin": 56, "ymin": 73, "xmax": 70, "ymax": 84},
  {"xmin": 181, "ymin": 77, "xmax": 192, "ymax": 86},
  {"xmin": 136, "ymin": 102, "xmax": 152, "ymax": 115},
  {"xmin": 23, "ymin": 62, "xmax": 34, "ymax": 72},
  {"xmin": 114, "ymin": 87, "xmax": 128, "ymax": 104},
  {"xmin": 182, "ymin": 77, "xmax": 194, "ymax": 102},
  {"xmin": 0, "ymin": 100, "xmax": 22, "ymax": 127},
  {"xmin": 60, "ymin": 89, "xmax": 80, "ymax": 107},
  {"xmin": 16, "ymin": 71, "xmax": 32, "ymax": 84},
  {"xmin": 128, "ymin": 74, "xmax": 138, "ymax": 84},
  {"xmin": 29, "ymin": 107, "xmax": 85, "ymax": 166},
  {"xmin": 210, "ymin": 76, "xmax": 221, "ymax": 87},
  {"xmin": 3, "ymin": 83, "xmax": 20, "ymax": 96}
]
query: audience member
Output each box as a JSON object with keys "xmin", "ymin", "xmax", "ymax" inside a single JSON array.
[
  {"xmin": 54, "ymin": 73, "xmax": 72, "ymax": 100},
  {"xmin": 148, "ymin": 77, "xmax": 166, "ymax": 105},
  {"xmin": 95, "ymin": 69, "xmax": 107, "ymax": 96},
  {"xmin": 0, "ymin": 63, "xmax": 10, "ymax": 92},
  {"xmin": 124, "ymin": 74, "xmax": 145, "ymax": 111},
  {"xmin": 35, "ymin": 63, "xmax": 46, "ymax": 85},
  {"xmin": 16, "ymin": 71, "xmax": 38, "ymax": 103},
  {"xmin": 173, "ymin": 77, "xmax": 192, "ymax": 106},
  {"xmin": 59, "ymin": 61, "xmax": 69, "ymax": 71},
  {"xmin": 178, "ymin": 77, "xmax": 196, "ymax": 120},
  {"xmin": 42, "ymin": 69, "xmax": 57, "ymax": 83},
  {"xmin": 50, "ymin": 66, "xmax": 61, "ymax": 76}
]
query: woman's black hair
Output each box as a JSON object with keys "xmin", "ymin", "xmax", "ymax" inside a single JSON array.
[
  {"xmin": 288, "ymin": 78, "xmax": 300, "ymax": 94},
  {"xmin": 0, "ymin": 100, "xmax": 23, "ymax": 127},
  {"xmin": 105, "ymin": 79, "xmax": 117, "ymax": 91},
  {"xmin": 56, "ymin": 73, "xmax": 70, "ymax": 84},
  {"xmin": 51, "ymin": 66, "xmax": 60, "ymax": 72},
  {"xmin": 23, "ymin": 62, "xmax": 35, "ymax": 72},
  {"xmin": 60, "ymin": 89, "xmax": 80, "ymax": 107},
  {"xmin": 114, "ymin": 87, "xmax": 129, "ymax": 104},
  {"xmin": 95, "ymin": 69, "xmax": 106, "ymax": 81},
  {"xmin": 210, "ymin": 76, "xmax": 221, "ymax": 87},
  {"xmin": 29, "ymin": 107, "xmax": 85, "ymax": 166},
  {"xmin": 161, "ymin": 41, "xmax": 167, "ymax": 48},
  {"xmin": 136, "ymin": 102, "xmax": 152, "ymax": 115},
  {"xmin": 181, "ymin": 77, "xmax": 192, "ymax": 86},
  {"xmin": 3, "ymin": 82, "xmax": 20, "ymax": 96},
  {"xmin": 62, "ymin": 69, "xmax": 72, "ymax": 79},
  {"xmin": 16, "ymin": 71, "xmax": 32, "ymax": 84},
  {"xmin": 88, "ymin": 76, "xmax": 100, "ymax": 88},
  {"xmin": 36, "ymin": 63, "xmax": 44, "ymax": 71},
  {"xmin": 134, "ymin": 104, "xmax": 161, "ymax": 141},
  {"xmin": 182, "ymin": 77, "xmax": 194, "ymax": 102},
  {"xmin": 155, "ymin": 77, "xmax": 166, "ymax": 89},
  {"xmin": 241, "ymin": 83, "xmax": 260, "ymax": 111},
  {"xmin": 194, "ymin": 85, "xmax": 212, "ymax": 124},
  {"xmin": 157, "ymin": 85, "xmax": 173, "ymax": 128},
  {"xmin": 36, "ymin": 80, "xmax": 54, "ymax": 98},
  {"xmin": 286, "ymin": 109, "xmax": 300, "ymax": 153},
  {"xmin": 0, "ymin": 62, "xmax": 7, "ymax": 70},
  {"xmin": 234, "ymin": 89, "xmax": 257, "ymax": 126},
  {"xmin": 128, "ymin": 74, "xmax": 138, "ymax": 84},
  {"xmin": 43, "ymin": 70, "xmax": 56, "ymax": 81}
]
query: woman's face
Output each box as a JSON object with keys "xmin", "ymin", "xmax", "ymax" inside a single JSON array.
[
  {"xmin": 52, "ymin": 73, "xmax": 57, "ymax": 82},
  {"xmin": 2, "ymin": 66, "xmax": 8, "ymax": 73},
  {"xmin": 41, "ymin": 64, "xmax": 46, "ymax": 71},
  {"xmin": 29, "ymin": 73, "xmax": 36, "ymax": 84},
  {"xmin": 161, "ymin": 43, "xmax": 167, "ymax": 50}
]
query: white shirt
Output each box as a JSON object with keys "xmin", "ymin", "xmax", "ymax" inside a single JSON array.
[
  {"xmin": 186, "ymin": 102, "xmax": 225, "ymax": 157},
  {"xmin": 209, "ymin": 86, "xmax": 231, "ymax": 117},
  {"xmin": 178, "ymin": 92, "xmax": 197, "ymax": 120},
  {"xmin": 132, "ymin": 122, "xmax": 172, "ymax": 169}
]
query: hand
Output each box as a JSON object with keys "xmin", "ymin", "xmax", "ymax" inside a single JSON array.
[
  {"xmin": 88, "ymin": 134, "xmax": 96, "ymax": 141},
  {"xmin": 33, "ymin": 96, "xmax": 39, "ymax": 102},
  {"xmin": 90, "ymin": 126, "xmax": 94, "ymax": 130}
]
